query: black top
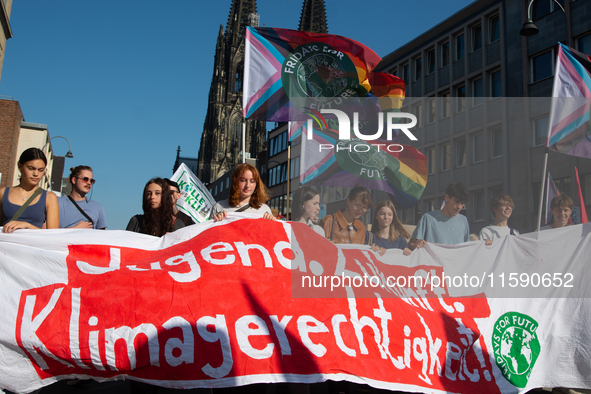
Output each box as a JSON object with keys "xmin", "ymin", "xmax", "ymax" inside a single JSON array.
[{"xmin": 126, "ymin": 214, "xmax": 185, "ymax": 235}]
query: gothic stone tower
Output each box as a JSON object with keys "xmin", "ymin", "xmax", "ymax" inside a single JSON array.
[
  {"xmin": 298, "ymin": 0, "xmax": 328, "ymax": 34},
  {"xmin": 197, "ymin": 0, "xmax": 266, "ymax": 184}
]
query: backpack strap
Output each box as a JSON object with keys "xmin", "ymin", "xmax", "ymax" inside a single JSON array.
[
  {"xmin": 329, "ymin": 214, "xmax": 335, "ymax": 242},
  {"xmin": 68, "ymin": 196, "xmax": 94, "ymax": 225}
]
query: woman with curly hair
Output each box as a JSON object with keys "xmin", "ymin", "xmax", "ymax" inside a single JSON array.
[
  {"xmin": 211, "ymin": 163, "xmax": 275, "ymax": 221},
  {"xmin": 126, "ymin": 178, "xmax": 184, "ymax": 236}
]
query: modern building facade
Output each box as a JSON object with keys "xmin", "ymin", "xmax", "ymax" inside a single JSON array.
[
  {"xmin": 0, "ymin": 0, "xmax": 13, "ymax": 84},
  {"xmin": 374, "ymin": 0, "xmax": 591, "ymax": 234}
]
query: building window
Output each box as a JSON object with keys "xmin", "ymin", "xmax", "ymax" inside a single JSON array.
[
  {"xmin": 426, "ymin": 148, "xmax": 435, "ymax": 174},
  {"xmin": 455, "ymin": 34, "xmax": 465, "ymax": 60},
  {"xmin": 533, "ymin": 116, "xmax": 549, "ymax": 147},
  {"xmin": 473, "ymin": 132, "xmax": 485, "ymax": 163},
  {"xmin": 533, "ymin": 0, "xmax": 564, "ymax": 20},
  {"xmin": 413, "ymin": 103, "xmax": 422, "ymax": 127},
  {"xmin": 402, "ymin": 63, "xmax": 409, "ymax": 82},
  {"xmin": 531, "ymin": 50, "xmax": 554, "ymax": 83},
  {"xmin": 414, "ymin": 57, "xmax": 422, "ymax": 81},
  {"xmin": 579, "ymin": 33, "xmax": 591, "ymax": 55},
  {"xmin": 428, "ymin": 98, "xmax": 436, "ymax": 123},
  {"xmin": 456, "ymin": 85, "xmax": 466, "ymax": 112},
  {"xmin": 427, "ymin": 49, "xmax": 435, "ymax": 74},
  {"xmin": 490, "ymin": 126, "xmax": 503, "ymax": 158},
  {"xmin": 441, "ymin": 143, "xmax": 451, "ymax": 171},
  {"xmin": 268, "ymin": 163, "xmax": 287, "ymax": 187},
  {"xmin": 226, "ymin": 178, "xmax": 230, "ymax": 189},
  {"xmin": 473, "ymin": 190, "xmax": 484, "ymax": 221},
  {"xmin": 441, "ymin": 92, "xmax": 450, "ymax": 118},
  {"xmin": 290, "ymin": 157, "xmax": 300, "ymax": 179},
  {"xmin": 426, "ymin": 200, "xmax": 435, "ymax": 213},
  {"xmin": 489, "ymin": 14, "xmax": 500, "ymax": 43},
  {"xmin": 269, "ymin": 131, "xmax": 288, "ymax": 156},
  {"xmin": 441, "ymin": 41, "xmax": 450, "ymax": 68},
  {"xmin": 490, "ymin": 70, "xmax": 501, "ymax": 98},
  {"xmin": 472, "ymin": 24, "xmax": 482, "ymax": 52},
  {"xmin": 473, "ymin": 78, "xmax": 483, "ymax": 106},
  {"xmin": 456, "ymin": 138, "xmax": 467, "ymax": 167}
]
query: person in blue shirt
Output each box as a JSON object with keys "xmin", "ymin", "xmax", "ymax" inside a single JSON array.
[
  {"xmin": 58, "ymin": 165, "xmax": 107, "ymax": 229},
  {"xmin": 409, "ymin": 182, "xmax": 470, "ymax": 250},
  {"xmin": 366, "ymin": 200, "xmax": 412, "ymax": 256}
]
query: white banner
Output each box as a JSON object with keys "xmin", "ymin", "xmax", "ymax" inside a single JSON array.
[
  {"xmin": 0, "ymin": 220, "xmax": 590, "ymax": 393},
  {"xmin": 170, "ymin": 163, "xmax": 215, "ymax": 223}
]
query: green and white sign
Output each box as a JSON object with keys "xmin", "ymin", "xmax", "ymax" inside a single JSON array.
[{"xmin": 171, "ymin": 163, "xmax": 215, "ymax": 223}]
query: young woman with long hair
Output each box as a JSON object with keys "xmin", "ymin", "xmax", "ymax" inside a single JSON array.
[
  {"xmin": 0, "ymin": 148, "xmax": 58, "ymax": 233},
  {"xmin": 291, "ymin": 186, "xmax": 324, "ymax": 236},
  {"xmin": 211, "ymin": 163, "xmax": 275, "ymax": 221},
  {"xmin": 367, "ymin": 200, "xmax": 411, "ymax": 255},
  {"xmin": 126, "ymin": 178, "xmax": 184, "ymax": 236}
]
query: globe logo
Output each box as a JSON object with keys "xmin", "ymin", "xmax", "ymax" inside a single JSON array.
[
  {"xmin": 493, "ymin": 312, "xmax": 540, "ymax": 388},
  {"xmin": 334, "ymin": 140, "xmax": 391, "ymax": 181}
]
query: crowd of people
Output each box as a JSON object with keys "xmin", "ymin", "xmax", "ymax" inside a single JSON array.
[{"xmin": 0, "ymin": 148, "xmax": 577, "ymax": 247}]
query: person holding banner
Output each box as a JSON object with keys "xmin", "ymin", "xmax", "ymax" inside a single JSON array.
[
  {"xmin": 319, "ymin": 186, "xmax": 372, "ymax": 244},
  {"xmin": 126, "ymin": 178, "xmax": 184, "ymax": 236},
  {"xmin": 291, "ymin": 186, "xmax": 325, "ymax": 236},
  {"xmin": 366, "ymin": 200, "xmax": 411, "ymax": 256},
  {"xmin": 541, "ymin": 195, "xmax": 573, "ymax": 230},
  {"xmin": 210, "ymin": 163, "xmax": 275, "ymax": 221},
  {"xmin": 1, "ymin": 148, "xmax": 59, "ymax": 233},
  {"xmin": 479, "ymin": 194, "xmax": 519, "ymax": 242},
  {"xmin": 409, "ymin": 182, "xmax": 470, "ymax": 249}
]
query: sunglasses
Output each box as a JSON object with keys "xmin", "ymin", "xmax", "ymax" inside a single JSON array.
[{"xmin": 77, "ymin": 176, "xmax": 96, "ymax": 185}]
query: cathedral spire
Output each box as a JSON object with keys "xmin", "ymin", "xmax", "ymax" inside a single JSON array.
[
  {"xmin": 226, "ymin": 0, "xmax": 258, "ymax": 47},
  {"xmin": 298, "ymin": 0, "xmax": 328, "ymax": 34}
]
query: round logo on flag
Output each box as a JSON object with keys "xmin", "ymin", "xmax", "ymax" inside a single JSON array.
[
  {"xmin": 282, "ymin": 42, "xmax": 360, "ymax": 104},
  {"xmin": 492, "ymin": 312, "xmax": 540, "ymax": 388},
  {"xmin": 334, "ymin": 139, "xmax": 393, "ymax": 181}
]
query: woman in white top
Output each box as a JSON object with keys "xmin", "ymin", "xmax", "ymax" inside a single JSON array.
[
  {"xmin": 211, "ymin": 163, "xmax": 275, "ymax": 222},
  {"xmin": 291, "ymin": 186, "xmax": 325, "ymax": 236}
]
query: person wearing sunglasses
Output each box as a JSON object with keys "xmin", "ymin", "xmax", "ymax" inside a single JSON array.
[{"xmin": 58, "ymin": 165, "xmax": 107, "ymax": 229}]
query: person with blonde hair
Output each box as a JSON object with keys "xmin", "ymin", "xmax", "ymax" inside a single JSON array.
[
  {"xmin": 366, "ymin": 200, "xmax": 411, "ymax": 255},
  {"xmin": 479, "ymin": 193, "xmax": 518, "ymax": 242},
  {"xmin": 211, "ymin": 163, "xmax": 275, "ymax": 221}
]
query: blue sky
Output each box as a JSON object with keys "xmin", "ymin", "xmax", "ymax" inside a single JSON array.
[{"xmin": 0, "ymin": 0, "xmax": 474, "ymax": 229}]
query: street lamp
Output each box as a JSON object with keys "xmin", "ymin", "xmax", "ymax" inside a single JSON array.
[
  {"xmin": 41, "ymin": 136, "xmax": 74, "ymax": 193},
  {"xmin": 519, "ymin": 0, "xmax": 570, "ymax": 46},
  {"xmin": 42, "ymin": 135, "xmax": 74, "ymax": 158}
]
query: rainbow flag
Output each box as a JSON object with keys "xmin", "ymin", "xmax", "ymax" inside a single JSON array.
[
  {"xmin": 547, "ymin": 43, "xmax": 591, "ymax": 159},
  {"xmin": 243, "ymin": 27, "xmax": 383, "ymax": 122},
  {"xmin": 299, "ymin": 127, "xmax": 427, "ymax": 209}
]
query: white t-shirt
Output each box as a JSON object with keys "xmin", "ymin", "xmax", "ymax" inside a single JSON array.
[
  {"xmin": 479, "ymin": 225, "xmax": 519, "ymax": 240},
  {"xmin": 210, "ymin": 199, "xmax": 272, "ymax": 218}
]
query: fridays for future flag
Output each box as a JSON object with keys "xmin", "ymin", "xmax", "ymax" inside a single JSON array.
[
  {"xmin": 1, "ymin": 218, "xmax": 591, "ymax": 393},
  {"xmin": 170, "ymin": 163, "xmax": 215, "ymax": 223},
  {"xmin": 547, "ymin": 43, "xmax": 591, "ymax": 158},
  {"xmin": 243, "ymin": 27, "xmax": 384, "ymax": 121}
]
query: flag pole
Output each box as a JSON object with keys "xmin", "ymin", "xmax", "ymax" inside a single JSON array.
[
  {"xmin": 286, "ymin": 121, "xmax": 291, "ymax": 220},
  {"xmin": 242, "ymin": 119, "xmax": 246, "ymax": 164},
  {"xmin": 536, "ymin": 150, "xmax": 549, "ymax": 232}
]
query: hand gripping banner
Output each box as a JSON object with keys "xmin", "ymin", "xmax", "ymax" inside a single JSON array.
[{"xmin": 1, "ymin": 218, "xmax": 591, "ymax": 393}]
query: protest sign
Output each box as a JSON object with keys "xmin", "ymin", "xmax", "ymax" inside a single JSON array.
[
  {"xmin": 170, "ymin": 163, "xmax": 215, "ymax": 223},
  {"xmin": 0, "ymin": 219, "xmax": 590, "ymax": 393}
]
